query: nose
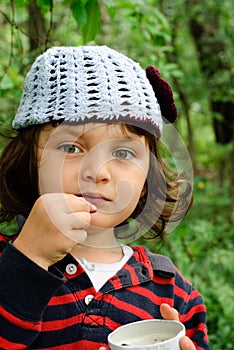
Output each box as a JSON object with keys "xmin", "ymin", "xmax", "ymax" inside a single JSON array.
[{"xmin": 80, "ymin": 149, "xmax": 111, "ymax": 184}]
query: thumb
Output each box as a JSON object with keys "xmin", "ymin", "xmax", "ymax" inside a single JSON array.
[
  {"xmin": 180, "ymin": 336, "xmax": 196, "ymax": 350},
  {"xmin": 160, "ymin": 303, "xmax": 179, "ymax": 321}
]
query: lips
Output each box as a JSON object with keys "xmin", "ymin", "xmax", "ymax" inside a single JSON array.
[{"xmin": 79, "ymin": 193, "xmax": 110, "ymax": 208}]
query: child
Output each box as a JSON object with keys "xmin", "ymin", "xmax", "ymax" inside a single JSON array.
[{"xmin": 0, "ymin": 46, "xmax": 209, "ymax": 349}]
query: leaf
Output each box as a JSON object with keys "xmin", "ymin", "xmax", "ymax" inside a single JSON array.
[
  {"xmin": 102, "ymin": 0, "xmax": 115, "ymax": 7},
  {"xmin": 82, "ymin": 0, "xmax": 101, "ymax": 43},
  {"xmin": 36, "ymin": 0, "xmax": 52, "ymax": 14},
  {"xmin": 102, "ymin": 0, "xmax": 116, "ymax": 20},
  {"xmin": 71, "ymin": 0, "xmax": 87, "ymax": 28},
  {"xmin": 13, "ymin": 0, "xmax": 30, "ymax": 7},
  {"xmin": 0, "ymin": 74, "xmax": 14, "ymax": 90}
]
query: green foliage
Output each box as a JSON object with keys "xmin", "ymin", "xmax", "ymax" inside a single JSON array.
[
  {"xmin": 71, "ymin": 0, "xmax": 102, "ymax": 43},
  {"xmin": 133, "ymin": 179, "xmax": 234, "ymax": 349},
  {"xmin": 36, "ymin": 0, "xmax": 52, "ymax": 14},
  {"xmin": 98, "ymin": 0, "xmax": 174, "ymax": 72},
  {"xmin": 186, "ymin": 0, "xmax": 234, "ymax": 102}
]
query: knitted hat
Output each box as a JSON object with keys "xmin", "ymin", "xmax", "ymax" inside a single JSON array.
[{"xmin": 12, "ymin": 46, "xmax": 177, "ymax": 137}]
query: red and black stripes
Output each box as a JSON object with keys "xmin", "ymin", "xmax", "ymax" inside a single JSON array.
[{"xmin": 0, "ymin": 235, "xmax": 209, "ymax": 349}]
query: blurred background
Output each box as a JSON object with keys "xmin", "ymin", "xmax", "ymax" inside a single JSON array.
[{"xmin": 0, "ymin": 1, "xmax": 233, "ymax": 348}]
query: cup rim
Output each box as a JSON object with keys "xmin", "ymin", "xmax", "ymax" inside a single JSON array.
[{"xmin": 108, "ymin": 319, "xmax": 185, "ymax": 350}]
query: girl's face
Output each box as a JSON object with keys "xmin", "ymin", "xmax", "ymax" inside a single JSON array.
[{"xmin": 37, "ymin": 123, "xmax": 150, "ymax": 231}]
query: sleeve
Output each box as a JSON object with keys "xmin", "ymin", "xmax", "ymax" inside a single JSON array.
[
  {"xmin": 0, "ymin": 241, "xmax": 65, "ymax": 349},
  {"xmin": 173, "ymin": 267, "xmax": 209, "ymax": 350}
]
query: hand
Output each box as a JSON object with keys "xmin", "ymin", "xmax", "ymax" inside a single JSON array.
[
  {"xmin": 160, "ymin": 303, "xmax": 196, "ymax": 350},
  {"xmin": 98, "ymin": 303, "xmax": 197, "ymax": 350},
  {"xmin": 13, "ymin": 193, "xmax": 92, "ymax": 270}
]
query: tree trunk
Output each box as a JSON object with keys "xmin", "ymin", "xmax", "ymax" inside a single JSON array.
[
  {"xmin": 28, "ymin": 0, "xmax": 47, "ymax": 51},
  {"xmin": 188, "ymin": 10, "xmax": 234, "ymax": 145}
]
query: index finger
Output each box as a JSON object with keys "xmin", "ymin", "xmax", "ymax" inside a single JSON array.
[{"xmin": 64, "ymin": 194, "xmax": 97, "ymax": 214}]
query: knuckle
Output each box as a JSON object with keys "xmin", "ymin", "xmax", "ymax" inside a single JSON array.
[
  {"xmin": 34, "ymin": 195, "xmax": 47, "ymax": 213},
  {"xmin": 77, "ymin": 197, "xmax": 90, "ymax": 210},
  {"xmin": 67, "ymin": 195, "xmax": 90, "ymax": 211},
  {"xmin": 78, "ymin": 212, "xmax": 91, "ymax": 226}
]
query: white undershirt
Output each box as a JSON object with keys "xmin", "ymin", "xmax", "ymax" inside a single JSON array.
[{"xmin": 77, "ymin": 244, "xmax": 133, "ymax": 291}]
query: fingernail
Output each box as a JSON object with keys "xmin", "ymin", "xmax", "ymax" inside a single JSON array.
[{"xmin": 90, "ymin": 204, "xmax": 97, "ymax": 213}]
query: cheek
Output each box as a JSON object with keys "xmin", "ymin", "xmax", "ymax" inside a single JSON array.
[
  {"xmin": 38, "ymin": 154, "xmax": 67, "ymax": 194},
  {"xmin": 130, "ymin": 165, "xmax": 148, "ymax": 193},
  {"xmin": 117, "ymin": 169, "xmax": 147, "ymax": 210},
  {"xmin": 61, "ymin": 162, "xmax": 80, "ymax": 191}
]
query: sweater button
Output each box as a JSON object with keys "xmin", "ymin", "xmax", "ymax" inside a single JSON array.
[
  {"xmin": 85, "ymin": 294, "xmax": 94, "ymax": 305},
  {"xmin": 65, "ymin": 263, "xmax": 77, "ymax": 275}
]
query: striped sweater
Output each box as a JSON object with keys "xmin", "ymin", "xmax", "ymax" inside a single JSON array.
[{"xmin": 0, "ymin": 234, "xmax": 209, "ymax": 349}]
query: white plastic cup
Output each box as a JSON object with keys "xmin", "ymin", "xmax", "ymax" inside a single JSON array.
[{"xmin": 108, "ymin": 319, "xmax": 185, "ymax": 350}]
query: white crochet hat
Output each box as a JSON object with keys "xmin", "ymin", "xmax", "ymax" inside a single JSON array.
[{"xmin": 12, "ymin": 46, "xmax": 173, "ymax": 136}]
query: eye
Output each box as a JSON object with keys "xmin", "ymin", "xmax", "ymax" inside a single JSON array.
[
  {"xmin": 112, "ymin": 149, "xmax": 135, "ymax": 159},
  {"xmin": 58, "ymin": 144, "xmax": 81, "ymax": 154}
]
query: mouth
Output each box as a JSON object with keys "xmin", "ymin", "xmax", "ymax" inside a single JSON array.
[{"xmin": 77, "ymin": 192, "xmax": 110, "ymax": 209}]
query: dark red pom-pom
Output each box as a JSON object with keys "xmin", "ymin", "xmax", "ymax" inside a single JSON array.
[{"xmin": 146, "ymin": 66, "xmax": 177, "ymax": 124}]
